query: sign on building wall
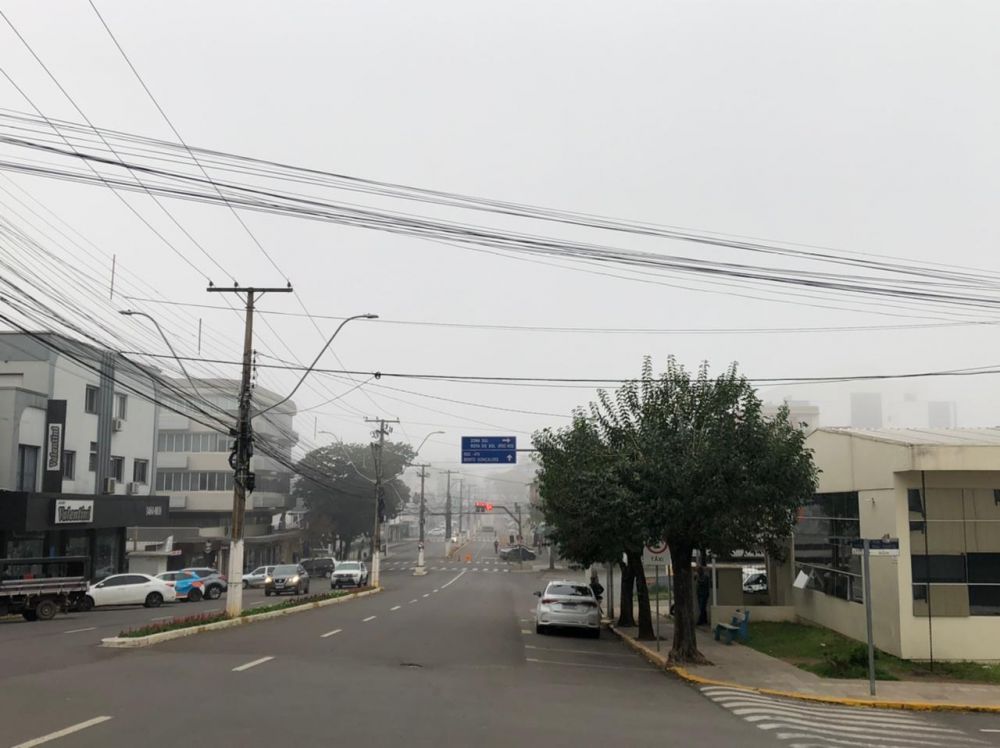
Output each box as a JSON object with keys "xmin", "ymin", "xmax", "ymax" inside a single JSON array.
[
  {"xmin": 42, "ymin": 400, "xmax": 67, "ymax": 493},
  {"xmin": 54, "ymin": 499, "xmax": 94, "ymax": 524}
]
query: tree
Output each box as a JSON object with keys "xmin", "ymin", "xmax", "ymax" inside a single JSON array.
[
  {"xmin": 593, "ymin": 357, "xmax": 817, "ymax": 663},
  {"xmin": 533, "ymin": 414, "xmax": 652, "ymax": 635},
  {"xmin": 292, "ymin": 441, "xmax": 414, "ymax": 556}
]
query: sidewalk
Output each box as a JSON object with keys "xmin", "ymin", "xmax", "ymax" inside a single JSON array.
[{"xmin": 613, "ymin": 615, "xmax": 1000, "ymax": 712}]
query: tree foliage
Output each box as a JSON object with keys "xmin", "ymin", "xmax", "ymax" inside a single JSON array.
[
  {"xmin": 534, "ymin": 357, "xmax": 817, "ymax": 662},
  {"xmin": 292, "ymin": 442, "xmax": 414, "ymax": 554}
]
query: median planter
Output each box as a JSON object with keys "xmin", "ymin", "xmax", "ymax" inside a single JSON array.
[{"xmin": 101, "ymin": 587, "xmax": 381, "ymax": 648}]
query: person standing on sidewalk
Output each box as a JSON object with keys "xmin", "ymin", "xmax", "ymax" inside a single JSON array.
[
  {"xmin": 697, "ymin": 564, "xmax": 712, "ymax": 626},
  {"xmin": 589, "ymin": 570, "xmax": 605, "ymax": 604}
]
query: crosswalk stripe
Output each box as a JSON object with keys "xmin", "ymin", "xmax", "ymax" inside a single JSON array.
[{"xmin": 701, "ymin": 687, "xmax": 982, "ymax": 748}]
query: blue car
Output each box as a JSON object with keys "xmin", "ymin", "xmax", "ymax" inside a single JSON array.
[{"xmin": 155, "ymin": 571, "xmax": 205, "ymax": 602}]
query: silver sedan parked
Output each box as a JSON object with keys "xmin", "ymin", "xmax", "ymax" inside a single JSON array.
[
  {"xmin": 242, "ymin": 565, "xmax": 275, "ymax": 589},
  {"xmin": 534, "ymin": 581, "xmax": 601, "ymax": 638}
]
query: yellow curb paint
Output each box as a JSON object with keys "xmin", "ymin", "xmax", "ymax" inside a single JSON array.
[{"xmin": 609, "ymin": 625, "xmax": 1000, "ymax": 715}]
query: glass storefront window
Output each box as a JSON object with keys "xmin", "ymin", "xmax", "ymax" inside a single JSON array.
[
  {"xmin": 94, "ymin": 529, "xmax": 121, "ymax": 580},
  {"xmin": 5, "ymin": 532, "xmax": 44, "ymax": 559}
]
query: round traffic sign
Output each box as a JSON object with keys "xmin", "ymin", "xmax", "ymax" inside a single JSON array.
[{"xmin": 646, "ymin": 540, "xmax": 668, "ymax": 555}]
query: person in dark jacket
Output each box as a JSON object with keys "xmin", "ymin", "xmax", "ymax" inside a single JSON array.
[
  {"xmin": 589, "ymin": 571, "xmax": 605, "ymax": 601},
  {"xmin": 696, "ymin": 565, "xmax": 712, "ymax": 626}
]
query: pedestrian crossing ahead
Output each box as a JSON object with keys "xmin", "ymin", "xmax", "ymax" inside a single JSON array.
[
  {"xmin": 701, "ymin": 686, "xmax": 984, "ymax": 748},
  {"xmin": 379, "ymin": 558, "xmax": 516, "ymax": 574}
]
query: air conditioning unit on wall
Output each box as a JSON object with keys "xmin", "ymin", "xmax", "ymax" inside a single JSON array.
[
  {"xmin": 126, "ymin": 482, "xmax": 141, "ymax": 495},
  {"xmin": 103, "ymin": 477, "xmax": 117, "ymax": 494},
  {"xmin": 112, "ymin": 418, "xmax": 125, "ymax": 432}
]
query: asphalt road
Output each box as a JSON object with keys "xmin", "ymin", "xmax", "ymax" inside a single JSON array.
[{"xmin": 0, "ymin": 539, "xmax": 995, "ymax": 748}]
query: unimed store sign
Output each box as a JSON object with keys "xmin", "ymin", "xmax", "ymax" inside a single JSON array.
[{"xmin": 54, "ymin": 499, "xmax": 94, "ymax": 524}]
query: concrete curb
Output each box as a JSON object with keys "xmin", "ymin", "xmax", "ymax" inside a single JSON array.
[
  {"xmin": 609, "ymin": 625, "xmax": 1000, "ymax": 714},
  {"xmin": 101, "ymin": 588, "xmax": 382, "ymax": 649}
]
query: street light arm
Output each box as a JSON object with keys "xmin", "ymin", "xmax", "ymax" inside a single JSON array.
[
  {"xmin": 412, "ymin": 430, "xmax": 445, "ymax": 458},
  {"xmin": 257, "ymin": 313, "xmax": 377, "ymax": 417},
  {"xmin": 119, "ymin": 310, "xmax": 208, "ymax": 404}
]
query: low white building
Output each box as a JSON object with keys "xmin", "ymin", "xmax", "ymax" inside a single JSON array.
[{"xmin": 791, "ymin": 427, "xmax": 1000, "ymax": 661}]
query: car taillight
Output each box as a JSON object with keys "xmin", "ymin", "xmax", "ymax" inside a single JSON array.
[
  {"xmin": 542, "ymin": 598, "xmax": 557, "ymax": 605},
  {"xmin": 193, "ymin": 581, "xmax": 203, "ymax": 588}
]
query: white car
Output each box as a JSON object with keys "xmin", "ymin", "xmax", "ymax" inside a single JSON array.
[
  {"xmin": 534, "ymin": 580, "xmax": 601, "ymax": 638},
  {"xmin": 86, "ymin": 573, "xmax": 177, "ymax": 608},
  {"xmin": 330, "ymin": 561, "xmax": 368, "ymax": 588},
  {"xmin": 242, "ymin": 565, "xmax": 275, "ymax": 589}
]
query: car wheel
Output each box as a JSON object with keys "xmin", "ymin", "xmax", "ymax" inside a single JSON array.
[
  {"xmin": 242, "ymin": 580, "xmax": 249, "ymax": 590},
  {"xmin": 35, "ymin": 599, "xmax": 59, "ymax": 621},
  {"xmin": 535, "ymin": 623, "xmax": 545, "ymax": 635},
  {"xmin": 81, "ymin": 595, "xmax": 95, "ymax": 612},
  {"xmin": 590, "ymin": 628, "xmax": 601, "ymax": 640},
  {"xmin": 188, "ymin": 588, "xmax": 203, "ymax": 603},
  {"xmin": 22, "ymin": 609, "xmax": 38, "ymax": 621},
  {"xmin": 144, "ymin": 592, "xmax": 163, "ymax": 608},
  {"xmin": 206, "ymin": 585, "xmax": 222, "ymax": 600},
  {"xmin": 265, "ymin": 589, "xmax": 272, "ymax": 597}
]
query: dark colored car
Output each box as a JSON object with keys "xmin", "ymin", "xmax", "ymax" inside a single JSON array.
[
  {"xmin": 264, "ymin": 564, "xmax": 310, "ymax": 596},
  {"xmin": 301, "ymin": 557, "xmax": 336, "ymax": 578},
  {"xmin": 500, "ymin": 545, "xmax": 536, "ymax": 562}
]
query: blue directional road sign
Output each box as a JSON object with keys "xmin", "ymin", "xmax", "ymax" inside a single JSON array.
[{"xmin": 462, "ymin": 436, "xmax": 517, "ymax": 464}]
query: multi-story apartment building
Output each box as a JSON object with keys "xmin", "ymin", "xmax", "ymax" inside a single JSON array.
[
  {"xmin": 0, "ymin": 332, "xmax": 158, "ymax": 498},
  {"xmin": 153, "ymin": 379, "xmax": 300, "ymax": 568}
]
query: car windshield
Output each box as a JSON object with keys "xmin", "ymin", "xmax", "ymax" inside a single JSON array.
[
  {"xmin": 337, "ymin": 562, "xmax": 360, "ymax": 571},
  {"xmin": 546, "ymin": 584, "xmax": 593, "ymax": 597},
  {"xmin": 273, "ymin": 565, "xmax": 299, "ymax": 575}
]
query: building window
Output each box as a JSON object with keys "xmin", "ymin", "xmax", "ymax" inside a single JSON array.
[
  {"xmin": 109, "ymin": 456, "xmax": 124, "ymax": 482},
  {"xmin": 84, "ymin": 385, "xmax": 99, "ymax": 414},
  {"xmin": 88, "ymin": 442, "xmax": 98, "ymax": 472},
  {"xmin": 63, "ymin": 450, "xmax": 76, "ymax": 480},
  {"xmin": 794, "ymin": 491, "xmax": 862, "ymax": 603},
  {"xmin": 114, "ymin": 393, "xmax": 127, "ymax": 420},
  {"xmin": 133, "ymin": 459, "xmax": 148, "ymax": 484},
  {"xmin": 910, "ymin": 488, "xmax": 1000, "ymax": 616},
  {"xmin": 15, "ymin": 445, "xmax": 39, "ymax": 492}
]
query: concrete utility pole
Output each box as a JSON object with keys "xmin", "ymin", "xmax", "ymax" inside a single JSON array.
[
  {"xmin": 457, "ymin": 479, "xmax": 464, "ymax": 536},
  {"xmin": 365, "ymin": 417, "xmax": 399, "ymax": 588},
  {"xmin": 208, "ymin": 284, "xmax": 292, "ymax": 618},
  {"xmin": 442, "ymin": 470, "xmax": 458, "ymax": 547},
  {"xmin": 413, "ymin": 464, "xmax": 430, "ymax": 575}
]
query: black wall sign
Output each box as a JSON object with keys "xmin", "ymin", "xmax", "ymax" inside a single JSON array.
[{"xmin": 42, "ymin": 400, "xmax": 67, "ymax": 493}]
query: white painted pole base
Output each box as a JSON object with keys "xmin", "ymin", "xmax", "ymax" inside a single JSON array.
[
  {"xmin": 413, "ymin": 547, "xmax": 427, "ymax": 576},
  {"xmin": 371, "ymin": 552, "xmax": 381, "ymax": 588},
  {"xmin": 225, "ymin": 539, "xmax": 244, "ymax": 617}
]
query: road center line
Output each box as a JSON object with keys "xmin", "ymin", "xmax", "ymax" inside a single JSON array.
[
  {"xmin": 11, "ymin": 716, "xmax": 113, "ymax": 748},
  {"xmin": 409, "ymin": 599, "xmax": 418, "ymax": 604},
  {"xmin": 62, "ymin": 626, "xmax": 97, "ymax": 634},
  {"xmin": 441, "ymin": 569, "xmax": 466, "ymax": 589},
  {"xmin": 390, "ymin": 605, "xmax": 401, "ymax": 611},
  {"xmin": 363, "ymin": 615, "xmax": 377, "ymax": 622},
  {"xmin": 433, "ymin": 589, "xmax": 440, "ymax": 593},
  {"xmin": 232, "ymin": 656, "xmax": 274, "ymax": 672},
  {"xmin": 320, "ymin": 629, "xmax": 342, "ymax": 638}
]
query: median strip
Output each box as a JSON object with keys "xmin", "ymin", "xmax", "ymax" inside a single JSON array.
[
  {"xmin": 11, "ymin": 716, "xmax": 112, "ymax": 748},
  {"xmin": 101, "ymin": 587, "xmax": 381, "ymax": 648}
]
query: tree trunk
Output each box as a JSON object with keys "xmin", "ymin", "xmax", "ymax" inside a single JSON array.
[
  {"xmin": 617, "ymin": 559, "xmax": 635, "ymax": 627},
  {"xmin": 628, "ymin": 550, "xmax": 655, "ymax": 640},
  {"xmin": 669, "ymin": 541, "xmax": 709, "ymax": 664}
]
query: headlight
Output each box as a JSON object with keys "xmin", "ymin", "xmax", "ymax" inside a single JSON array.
[
  {"xmin": 265, "ymin": 576, "xmax": 272, "ymax": 583},
  {"xmin": 290, "ymin": 575, "xmax": 299, "ymax": 583}
]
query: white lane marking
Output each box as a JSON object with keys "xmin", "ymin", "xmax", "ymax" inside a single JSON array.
[
  {"xmin": 390, "ymin": 605, "xmax": 401, "ymax": 611},
  {"xmin": 320, "ymin": 629, "xmax": 342, "ymax": 638},
  {"xmin": 422, "ymin": 593, "xmax": 430, "ymax": 598},
  {"xmin": 409, "ymin": 599, "xmax": 418, "ymax": 604},
  {"xmin": 62, "ymin": 626, "xmax": 97, "ymax": 634},
  {"xmin": 441, "ymin": 569, "xmax": 466, "ymax": 589},
  {"xmin": 525, "ymin": 657, "xmax": 652, "ymax": 672},
  {"xmin": 981, "ymin": 729, "xmax": 1000, "ymax": 733},
  {"xmin": 232, "ymin": 656, "xmax": 274, "ymax": 672},
  {"xmin": 363, "ymin": 615, "xmax": 377, "ymax": 622},
  {"xmin": 521, "ymin": 629, "xmax": 532, "ymax": 634},
  {"xmin": 11, "ymin": 716, "xmax": 113, "ymax": 748},
  {"xmin": 433, "ymin": 589, "xmax": 440, "ymax": 593}
]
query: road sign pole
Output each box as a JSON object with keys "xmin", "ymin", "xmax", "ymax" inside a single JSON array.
[
  {"xmin": 863, "ymin": 539, "xmax": 876, "ymax": 696},
  {"xmin": 655, "ymin": 563, "xmax": 660, "ymax": 651}
]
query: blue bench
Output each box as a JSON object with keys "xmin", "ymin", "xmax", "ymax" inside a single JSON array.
[{"xmin": 714, "ymin": 609, "xmax": 750, "ymax": 645}]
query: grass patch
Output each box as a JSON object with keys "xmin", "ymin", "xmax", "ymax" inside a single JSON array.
[
  {"xmin": 119, "ymin": 588, "xmax": 367, "ymax": 638},
  {"xmin": 745, "ymin": 621, "xmax": 1000, "ymax": 684}
]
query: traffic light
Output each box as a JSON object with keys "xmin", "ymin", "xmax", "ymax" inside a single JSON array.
[{"xmin": 474, "ymin": 501, "xmax": 494, "ymax": 513}]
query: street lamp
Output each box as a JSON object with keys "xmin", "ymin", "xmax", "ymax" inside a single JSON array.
[{"xmin": 119, "ymin": 310, "xmax": 209, "ymax": 404}]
